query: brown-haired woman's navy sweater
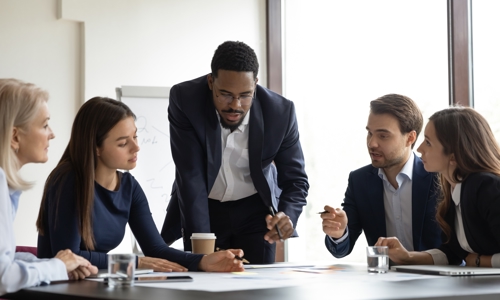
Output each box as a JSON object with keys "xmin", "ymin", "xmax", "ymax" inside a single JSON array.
[{"xmin": 37, "ymin": 171, "xmax": 203, "ymax": 270}]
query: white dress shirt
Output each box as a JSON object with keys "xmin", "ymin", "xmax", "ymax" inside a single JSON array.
[
  {"xmin": 378, "ymin": 152, "xmax": 415, "ymax": 251},
  {"xmin": 426, "ymin": 183, "xmax": 500, "ymax": 266},
  {"xmin": 208, "ymin": 111, "xmax": 257, "ymax": 201},
  {"xmin": 0, "ymin": 167, "xmax": 68, "ymax": 295}
]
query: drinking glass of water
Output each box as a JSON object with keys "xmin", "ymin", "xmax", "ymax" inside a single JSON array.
[
  {"xmin": 366, "ymin": 246, "xmax": 389, "ymax": 273},
  {"xmin": 107, "ymin": 253, "xmax": 136, "ymax": 287}
]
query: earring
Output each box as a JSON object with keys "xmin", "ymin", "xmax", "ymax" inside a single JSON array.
[{"xmin": 14, "ymin": 148, "xmax": 19, "ymax": 154}]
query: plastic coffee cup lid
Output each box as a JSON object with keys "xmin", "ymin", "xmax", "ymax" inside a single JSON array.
[{"xmin": 190, "ymin": 233, "xmax": 216, "ymax": 239}]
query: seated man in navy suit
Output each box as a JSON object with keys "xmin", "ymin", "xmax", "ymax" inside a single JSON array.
[
  {"xmin": 321, "ymin": 94, "xmax": 441, "ymax": 258},
  {"xmin": 161, "ymin": 41, "xmax": 309, "ymax": 264}
]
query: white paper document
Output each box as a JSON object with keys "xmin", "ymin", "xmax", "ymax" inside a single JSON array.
[{"xmin": 132, "ymin": 264, "xmax": 436, "ymax": 292}]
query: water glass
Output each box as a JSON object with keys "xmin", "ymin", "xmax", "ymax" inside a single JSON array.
[
  {"xmin": 107, "ymin": 253, "xmax": 136, "ymax": 287},
  {"xmin": 366, "ymin": 246, "xmax": 389, "ymax": 273}
]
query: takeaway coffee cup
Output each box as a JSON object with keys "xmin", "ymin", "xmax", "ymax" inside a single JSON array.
[{"xmin": 190, "ymin": 233, "xmax": 216, "ymax": 254}]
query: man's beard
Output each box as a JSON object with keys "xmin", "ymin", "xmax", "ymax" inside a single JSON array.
[
  {"xmin": 371, "ymin": 154, "xmax": 405, "ymax": 169},
  {"xmin": 220, "ymin": 108, "xmax": 246, "ymax": 131}
]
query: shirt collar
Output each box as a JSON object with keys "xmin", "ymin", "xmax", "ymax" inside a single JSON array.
[
  {"xmin": 399, "ymin": 152, "xmax": 415, "ymax": 180},
  {"xmin": 241, "ymin": 110, "xmax": 250, "ymax": 126},
  {"xmin": 378, "ymin": 152, "xmax": 415, "ymax": 183},
  {"xmin": 452, "ymin": 183, "xmax": 462, "ymax": 206},
  {"xmin": 8, "ymin": 187, "xmax": 22, "ymax": 217}
]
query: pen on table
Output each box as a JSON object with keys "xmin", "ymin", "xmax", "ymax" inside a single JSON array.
[
  {"xmin": 216, "ymin": 247, "xmax": 250, "ymax": 264},
  {"xmin": 268, "ymin": 206, "xmax": 284, "ymax": 242}
]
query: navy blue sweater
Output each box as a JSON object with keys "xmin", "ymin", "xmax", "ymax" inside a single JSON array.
[{"xmin": 37, "ymin": 171, "xmax": 203, "ymax": 270}]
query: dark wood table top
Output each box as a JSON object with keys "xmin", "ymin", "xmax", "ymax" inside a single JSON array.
[{"xmin": 5, "ymin": 264, "xmax": 500, "ymax": 300}]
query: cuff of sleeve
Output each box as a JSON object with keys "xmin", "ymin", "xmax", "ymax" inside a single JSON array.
[
  {"xmin": 491, "ymin": 253, "xmax": 500, "ymax": 268},
  {"xmin": 328, "ymin": 230, "xmax": 349, "ymax": 244},
  {"xmin": 424, "ymin": 249, "xmax": 448, "ymax": 265},
  {"xmin": 50, "ymin": 258, "xmax": 69, "ymax": 281},
  {"xmin": 38, "ymin": 258, "xmax": 69, "ymax": 285},
  {"xmin": 187, "ymin": 254, "xmax": 205, "ymax": 271}
]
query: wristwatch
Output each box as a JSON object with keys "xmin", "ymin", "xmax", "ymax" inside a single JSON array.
[{"xmin": 476, "ymin": 254, "xmax": 482, "ymax": 267}]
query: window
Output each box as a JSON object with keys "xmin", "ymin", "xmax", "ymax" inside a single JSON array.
[
  {"xmin": 472, "ymin": 0, "xmax": 500, "ymax": 140},
  {"xmin": 283, "ymin": 0, "xmax": 448, "ymax": 262}
]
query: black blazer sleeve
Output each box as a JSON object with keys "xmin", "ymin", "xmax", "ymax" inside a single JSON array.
[
  {"xmin": 167, "ymin": 84, "xmax": 212, "ymax": 240},
  {"xmin": 273, "ymin": 102, "xmax": 308, "ymax": 229}
]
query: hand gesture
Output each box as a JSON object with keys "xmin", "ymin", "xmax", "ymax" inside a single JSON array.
[
  {"xmin": 264, "ymin": 211, "xmax": 294, "ymax": 243},
  {"xmin": 321, "ymin": 205, "xmax": 348, "ymax": 239},
  {"xmin": 138, "ymin": 256, "xmax": 187, "ymax": 272},
  {"xmin": 55, "ymin": 249, "xmax": 98, "ymax": 280},
  {"xmin": 198, "ymin": 249, "xmax": 244, "ymax": 272}
]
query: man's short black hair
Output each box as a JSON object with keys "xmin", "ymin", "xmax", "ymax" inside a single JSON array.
[{"xmin": 211, "ymin": 41, "xmax": 259, "ymax": 79}]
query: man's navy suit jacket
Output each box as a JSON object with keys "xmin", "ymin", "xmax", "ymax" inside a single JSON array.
[
  {"xmin": 161, "ymin": 75, "xmax": 309, "ymax": 250},
  {"xmin": 325, "ymin": 156, "xmax": 442, "ymax": 258}
]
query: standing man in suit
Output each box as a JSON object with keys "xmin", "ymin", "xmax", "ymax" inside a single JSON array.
[
  {"xmin": 161, "ymin": 41, "xmax": 309, "ymax": 264},
  {"xmin": 321, "ymin": 94, "xmax": 441, "ymax": 258}
]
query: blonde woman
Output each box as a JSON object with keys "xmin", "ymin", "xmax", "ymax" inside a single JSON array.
[{"xmin": 0, "ymin": 79, "xmax": 97, "ymax": 296}]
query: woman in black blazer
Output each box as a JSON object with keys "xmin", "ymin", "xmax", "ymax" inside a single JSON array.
[{"xmin": 376, "ymin": 106, "xmax": 500, "ymax": 267}]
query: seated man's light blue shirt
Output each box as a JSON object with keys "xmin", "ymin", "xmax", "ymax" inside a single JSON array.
[{"xmin": 378, "ymin": 153, "xmax": 414, "ymax": 251}]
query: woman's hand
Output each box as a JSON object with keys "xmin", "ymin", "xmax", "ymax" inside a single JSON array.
[
  {"xmin": 68, "ymin": 266, "xmax": 94, "ymax": 280},
  {"xmin": 465, "ymin": 253, "xmax": 492, "ymax": 267},
  {"xmin": 198, "ymin": 249, "xmax": 244, "ymax": 272},
  {"xmin": 54, "ymin": 249, "xmax": 98, "ymax": 280},
  {"xmin": 138, "ymin": 256, "xmax": 187, "ymax": 272}
]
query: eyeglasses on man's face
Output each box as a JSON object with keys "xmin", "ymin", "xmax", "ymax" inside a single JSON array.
[{"xmin": 213, "ymin": 83, "xmax": 255, "ymax": 105}]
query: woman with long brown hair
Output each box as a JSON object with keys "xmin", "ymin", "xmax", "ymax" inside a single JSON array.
[
  {"xmin": 36, "ymin": 97, "xmax": 244, "ymax": 272},
  {"xmin": 0, "ymin": 79, "xmax": 97, "ymax": 296},
  {"xmin": 376, "ymin": 106, "xmax": 500, "ymax": 267}
]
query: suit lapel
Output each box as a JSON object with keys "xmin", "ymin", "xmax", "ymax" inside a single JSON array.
[
  {"xmin": 248, "ymin": 96, "xmax": 272, "ymax": 206},
  {"xmin": 205, "ymin": 89, "xmax": 221, "ymax": 192},
  {"xmin": 411, "ymin": 156, "xmax": 430, "ymax": 249},
  {"xmin": 367, "ymin": 167, "xmax": 387, "ymax": 238}
]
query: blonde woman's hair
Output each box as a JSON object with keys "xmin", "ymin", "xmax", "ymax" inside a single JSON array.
[{"xmin": 0, "ymin": 78, "xmax": 49, "ymax": 190}]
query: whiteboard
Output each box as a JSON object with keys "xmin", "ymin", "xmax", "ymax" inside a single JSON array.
[{"xmin": 116, "ymin": 86, "xmax": 173, "ymax": 232}]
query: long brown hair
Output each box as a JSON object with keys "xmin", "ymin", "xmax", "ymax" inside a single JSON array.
[
  {"xmin": 36, "ymin": 97, "xmax": 135, "ymax": 250},
  {"xmin": 430, "ymin": 107, "xmax": 500, "ymax": 240}
]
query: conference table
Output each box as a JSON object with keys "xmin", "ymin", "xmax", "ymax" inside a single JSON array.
[{"xmin": 5, "ymin": 263, "xmax": 500, "ymax": 300}]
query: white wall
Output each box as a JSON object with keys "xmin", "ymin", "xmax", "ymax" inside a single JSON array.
[
  {"xmin": 59, "ymin": 0, "xmax": 268, "ymax": 100},
  {"xmin": 0, "ymin": 0, "xmax": 266, "ymax": 247},
  {"xmin": 0, "ymin": 0, "xmax": 81, "ymax": 247}
]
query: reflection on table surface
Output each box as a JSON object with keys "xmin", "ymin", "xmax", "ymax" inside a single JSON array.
[{"xmin": 5, "ymin": 263, "xmax": 500, "ymax": 300}]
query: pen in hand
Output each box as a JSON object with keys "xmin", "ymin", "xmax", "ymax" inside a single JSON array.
[
  {"xmin": 318, "ymin": 210, "xmax": 329, "ymax": 214},
  {"xmin": 215, "ymin": 247, "xmax": 250, "ymax": 264},
  {"xmin": 268, "ymin": 206, "xmax": 284, "ymax": 242}
]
